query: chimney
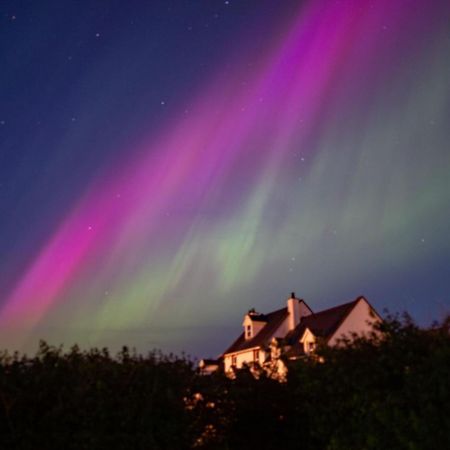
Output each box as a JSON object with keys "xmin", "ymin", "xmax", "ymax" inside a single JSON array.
[{"xmin": 287, "ymin": 292, "xmax": 300, "ymax": 331}]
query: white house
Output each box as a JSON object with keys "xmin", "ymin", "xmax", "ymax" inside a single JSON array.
[{"xmin": 201, "ymin": 293, "xmax": 381, "ymax": 374}]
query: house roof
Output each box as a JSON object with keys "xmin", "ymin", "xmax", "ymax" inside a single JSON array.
[
  {"xmin": 223, "ymin": 296, "xmax": 373, "ymax": 357},
  {"xmin": 222, "ymin": 307, "xmax": 288, "ymax": 355},
  {"xmin": 199, "ymin": 358, "xmax": 220, "ymax": 367},
  {"xmin": 249, "ymin": 314, "xmax": 268, "ymax": 322},
  {"xmin": 285, "ymin": 297, "xmax": 362, "ymax": 344}
]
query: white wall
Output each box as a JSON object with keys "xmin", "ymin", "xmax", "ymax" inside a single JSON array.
[
  {"xmin": 287, "ymin": 299, "xmax": 313, "ymax": 330},
  {"xmin": 224, "ymin": 348, "xmax": 266, "ymax": 372},
  {"xmin": 300, "ymin": 328, "xmax": 316, "ymax": 354},
  {"xmin": 200, "ymin": 365, "xmax": 219, "ymax": 375},
  {"xmin": 328, "ymin": 298, "xmax": 379, "ymax": 346},
  {"xmin": 242, "ymin": 315, "xmax": 266, "ymax": 340}
]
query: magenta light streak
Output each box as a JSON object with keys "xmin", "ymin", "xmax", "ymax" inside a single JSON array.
[{"xmin": 0, "ymin": 0, "xmax": 408, "ymax": 333}]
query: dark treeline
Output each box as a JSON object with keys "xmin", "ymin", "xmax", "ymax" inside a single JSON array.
[{"xmin": 1, "ymin": 314, "xmax": 449, "ymax": 450}]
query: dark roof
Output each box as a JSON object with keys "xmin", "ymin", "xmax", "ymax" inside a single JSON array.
[
  {"xmin": 285, "ymin": 298, "xmax": 362, "ymax": 344},
  {"xmin": 249, "ymin": 314, "xmax": 268, "ymax": 322},
  {"xmin": 223, "ymin": 296, "xmax": 372, "ymax": 357},
  {"xmin": 222, "ymin": 307, "xmax": 288, "ymax": 355},
  {"xmin": 200, "ymin": 358, "xmax": 220, "ymax": 366}
]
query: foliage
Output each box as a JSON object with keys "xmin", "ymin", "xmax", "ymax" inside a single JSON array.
[
  {"xmin": 0, "ymin": 314, "xmax": 449, "ymax": 449},
  {"xmin": 0, "ymin": 344, "xmax": 195, "ymax": 450}
]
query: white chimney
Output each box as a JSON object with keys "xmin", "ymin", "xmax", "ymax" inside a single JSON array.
[{"xmin": 287, "ymin": 292, "xmax": 300, "ymax": 331}]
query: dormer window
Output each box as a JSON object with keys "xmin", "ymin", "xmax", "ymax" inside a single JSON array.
[{"xmin": 243, "ymin": 311, "xmax": 266, "ymax": 341}]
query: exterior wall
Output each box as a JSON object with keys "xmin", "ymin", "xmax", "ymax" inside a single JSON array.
[
  {"xmin": 300, "ymin": 328, "xmax": 316, "ymax": 354},
  {"xmin": 287, "ymin": 299, "xmax": 313, "ymax": 331},
  {"xmin": 222, "ymin": 297, "xmax": 380, "ymax": 373},
  {"xmin": 287, "ymin": 298, "xmax": 299, "ymax": 330},
  {"xmin": 328, "ymin": 298, "xmax": 379, "ymax": 346},
  {"xmin": 200, "ymin": 365, "xmax": 219, "ymax": 375},
  {"xmin": 224, "ymin": 347, "xmax": 266, "ymax": 372},
  {"xmin": 242, "ymin": 315, "xmax": 266, "ymax": 340}
]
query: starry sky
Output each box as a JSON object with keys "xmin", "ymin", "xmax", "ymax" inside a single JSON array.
[{"xmin": 1, "ymin": 0, "xmax": 449, "ymax": 357}]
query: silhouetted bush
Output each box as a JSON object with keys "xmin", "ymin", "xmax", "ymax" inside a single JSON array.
[
  {"xmin": 0, "ymin": 344, "xmax": 195, "ymax": 449},
  {"xmin": 0, "ymin": 314, "xmax": 449, "ymax": 449}
]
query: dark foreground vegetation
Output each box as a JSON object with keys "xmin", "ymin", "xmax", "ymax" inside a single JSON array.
[{"xmin": 1, "ymin": 314, "xmax": 449, "ymax": 450}]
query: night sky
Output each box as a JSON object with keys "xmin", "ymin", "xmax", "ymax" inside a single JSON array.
[{"xmin": 1, "ymin": 0, "xmax": 449, "ymax": 358}]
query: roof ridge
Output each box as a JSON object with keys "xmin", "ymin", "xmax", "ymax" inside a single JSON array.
[
  {"xmin": 311, "ymin": 297, "xmax": 361, "ymax": 317},
  {"xmin": 265, "ymin": 306, "xmax": 287, "ymax": 316}
]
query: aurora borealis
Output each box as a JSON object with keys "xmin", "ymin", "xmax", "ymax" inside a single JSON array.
[{"xmin": 1, "ymin": 0, "xmax": 449, "ymax": 356}]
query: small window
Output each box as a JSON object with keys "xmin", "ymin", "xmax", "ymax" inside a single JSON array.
[
  {"xmin": 246, "ymin": 325, "xmax": 252, "ymax": 338},
  {"xmin": 231, "ymin": 355, "xmax": 237, "ymax": 366},
  {"xmin": 308, "ymin": 342, "xmax": 315, "ymax": 352},
  {"xmin": 253, "ymin": 349, "xmax": 259, "ymax": 362}
]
